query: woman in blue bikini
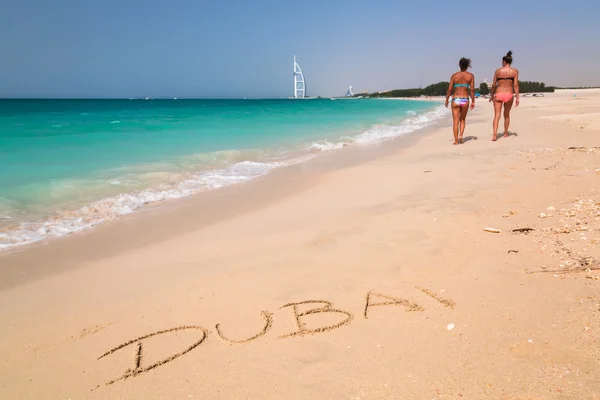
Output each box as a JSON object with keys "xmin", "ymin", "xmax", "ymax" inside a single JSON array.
[{"xmin": 445, "ymin": 58, "xmax": 475, "ymax": 145}]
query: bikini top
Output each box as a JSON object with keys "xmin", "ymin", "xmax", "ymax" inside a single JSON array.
[
  {"xmin": 497, "ymin": 76, "xmax": 515, "ymax": 81},
  {"xmin": 453, "ymin": 83, "xmax": 470, "ymax": 87}
]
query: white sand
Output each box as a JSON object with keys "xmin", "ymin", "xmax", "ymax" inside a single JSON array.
[{"xmin": 1, "ymin": 90, "xmax": 599, "ymax": 399}]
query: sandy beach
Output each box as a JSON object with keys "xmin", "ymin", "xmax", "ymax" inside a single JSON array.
[{"xmin": 1, "ymin": 89, "xmax": 599, "ymax": 399}]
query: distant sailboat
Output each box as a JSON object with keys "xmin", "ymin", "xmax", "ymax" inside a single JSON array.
[{"xmin": 293, "ymin": 56, "xmax": 306, "ymax": 98}]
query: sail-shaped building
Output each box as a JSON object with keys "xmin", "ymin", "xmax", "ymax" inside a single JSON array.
[
  {"xmin": 293, "ymin": 56, "xmax": 306, "ymax": 98},
  {"xmin": 345, "ymin": 86, "xmax": 354, "ymax": 97}
]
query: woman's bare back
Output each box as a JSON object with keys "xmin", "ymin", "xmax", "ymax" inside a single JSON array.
[
  {"xmin": 451, "ymin": 71, "xmax": 474, "ymax": 98},
  {"xmin": 494, "ymin": 66, "xmax": 518, "ymax": 93}
]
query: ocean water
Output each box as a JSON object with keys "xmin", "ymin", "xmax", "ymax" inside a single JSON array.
[{"xmin": 0, "ymin": 98, "xmax": 445, "ymax": 250}]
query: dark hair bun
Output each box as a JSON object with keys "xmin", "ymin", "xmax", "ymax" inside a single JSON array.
[{"xmin": 506, "ymin": 50, "xmax": 513, "ymax": 56}]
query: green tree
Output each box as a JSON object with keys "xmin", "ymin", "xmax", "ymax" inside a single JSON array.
[
  {"xmin": 363, "ymin": 79, "xmax": 554, "ymax": 98},
  {"xmin": 479, "ymin": 82, "xmax": 490, "ymax": 95},
  {"xmin": 423, "ymin": 82, "xmax": 449, "ymax": 96},
  {"xmin": 517, "ymin": 81, "xmax": 554, "ymax": 93}
]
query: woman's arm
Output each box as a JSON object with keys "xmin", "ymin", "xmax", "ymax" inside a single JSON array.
[
  {"xmin": 489, "ymin": 71, "xmax": 497, "ymax": 102},
  {"xmin": 514, "ymin": 70, "xmax": 520, "ymax": 107},
  {"xmin": 469, "ymin": 75, "xmax": 475, "ymax": 109},
  {"xmin": 445, "ymin": 75, "xmax": 454, "ymax": 108}
]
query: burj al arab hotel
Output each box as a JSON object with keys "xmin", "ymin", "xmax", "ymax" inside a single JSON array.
[{"xmin": 293, "ymin": 55, "xmax": 306, "ymax": 98}]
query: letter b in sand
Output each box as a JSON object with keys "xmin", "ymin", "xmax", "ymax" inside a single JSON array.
[{"xmin": 279, "ymin": 300, "xmax": 353, "ymax": 338}]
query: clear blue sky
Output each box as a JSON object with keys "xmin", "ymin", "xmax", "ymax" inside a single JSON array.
[{"xmin": 1, "ymin": 0, "xmax": 598, "ymax": 98}]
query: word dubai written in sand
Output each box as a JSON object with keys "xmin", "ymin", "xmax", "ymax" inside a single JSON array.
[{"xmin": 97, "ymin": 287, "xmax": 455, "ymax": 386}]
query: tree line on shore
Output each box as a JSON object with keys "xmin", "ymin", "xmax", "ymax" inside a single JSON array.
[
  {"xmin": 357, "ymin": 81, "xmax": 555, "ymax": 98},
  {"xmin": 554, "ymin": 86, "xmax": 600, "ymax": 89}
]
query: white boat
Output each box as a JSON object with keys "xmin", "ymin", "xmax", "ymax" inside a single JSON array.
[{"xmin": 293, "ymin": 55, "xmax": 306, "ymax": 98}]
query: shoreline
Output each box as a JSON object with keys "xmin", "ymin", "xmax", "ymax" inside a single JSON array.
[
  {"xmin": 1, "ymin": 89, "xmax": 600, "ymax": 399},
  {"xmin": 0, "ymin": 101, "xmax": 446, "ymax": 256},
  {"xmin": 0, "ymin": 106, "xmax": 451, "ymax": 289}
]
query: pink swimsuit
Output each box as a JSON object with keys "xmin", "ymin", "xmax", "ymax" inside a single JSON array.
[
  {"xmin": 494, "ymin": 75, "xmax": 516, "ymax": 103},
  {"xmin": 494, "ymin": 93, "xmax": 513, "ymax": 103}
]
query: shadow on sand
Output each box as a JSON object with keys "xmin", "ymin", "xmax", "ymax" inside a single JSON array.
[{"xmin": 495, "ymin": 131, "xmax": 519, "ymax": 140}]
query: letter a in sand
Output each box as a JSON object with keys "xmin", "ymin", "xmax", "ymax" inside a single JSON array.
[{"xmin": 363, "ymin": 292, "xmax": 424, "ymax": 319}]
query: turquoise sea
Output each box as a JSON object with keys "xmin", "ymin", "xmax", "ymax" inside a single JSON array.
[{"xmin": 0, "ymin": 98, "xmax": 444, "ymax": 249}]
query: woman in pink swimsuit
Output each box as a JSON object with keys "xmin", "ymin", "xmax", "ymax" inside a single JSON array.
[{"xmin": 490, "ymin": 51, "xmax": 520, "ymax": 141}]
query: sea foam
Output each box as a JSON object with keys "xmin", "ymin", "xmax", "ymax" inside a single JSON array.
[
  {"xmin": 0, "ymin": 155, "xmax": 314, "ymax": 250},
  {"xmin": 309, "ymin": 105, "xmax": 446, "ymax": 151}
]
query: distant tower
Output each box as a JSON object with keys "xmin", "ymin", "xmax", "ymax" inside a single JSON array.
[
  {"xmin": 293, "ymin": 56, "xmax": 306, "ymax": 98},
  {"xmin": 345, "ymin": 86, "xmax": 354, "ymax": 97}
]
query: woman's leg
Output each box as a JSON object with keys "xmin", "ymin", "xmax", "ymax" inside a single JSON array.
[
  {"xmin": 502, "ymin": 99, "xmax": 514, "ymax": 137},
  {"xmin": 452, "ymin": 103, "xmax": 461, "ymax": 145},
  {"xmin": 459, "ymin": 103, "xmax": 469, "ymax": 143},
  {"xmin": 492, "ymin": 99, "xmax": 503, "ymax": 141}
]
